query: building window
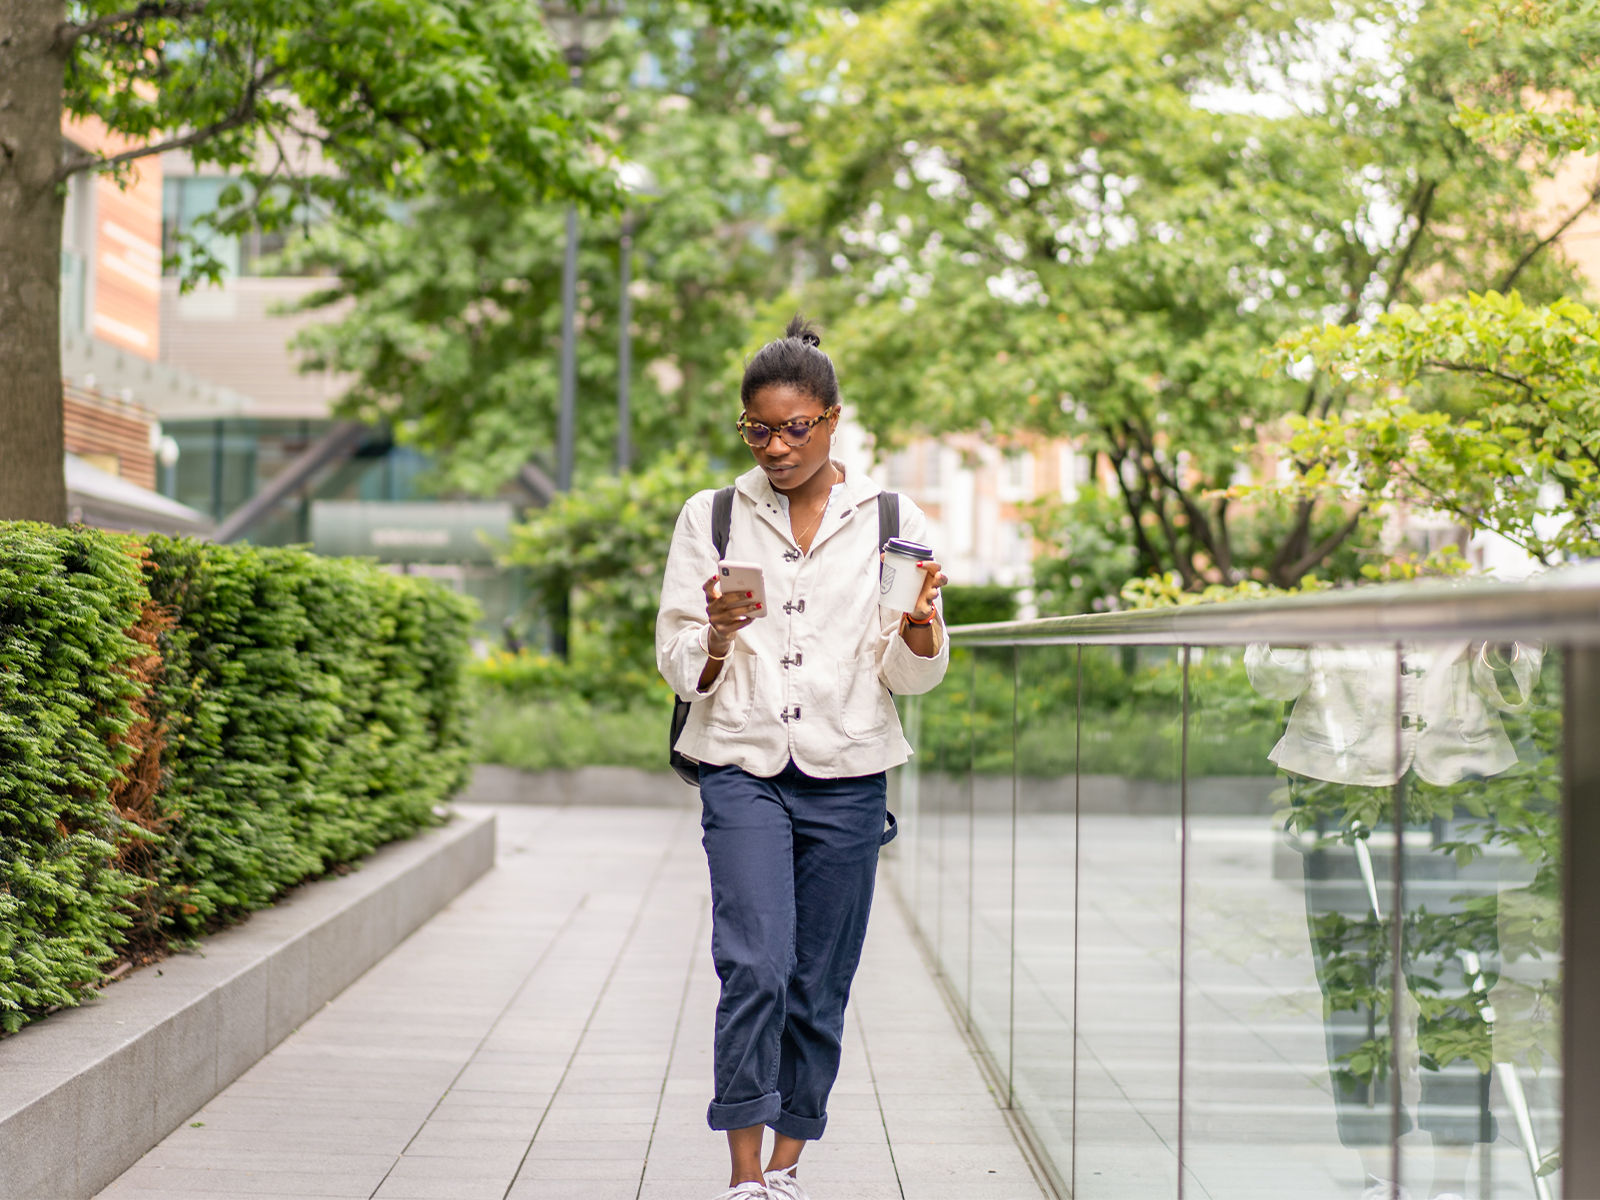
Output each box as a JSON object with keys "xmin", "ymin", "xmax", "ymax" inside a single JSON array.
[
  {"xmin": 60, "ymin": 167, "xmax": 94, "ymax": 334},
  {"xmin": 162, "ymin": 177, "xmax": 323, "ymax": 278},
  {"xmin": 998, "ymin": 448, "xmax": 1033, "ymax": 500}
]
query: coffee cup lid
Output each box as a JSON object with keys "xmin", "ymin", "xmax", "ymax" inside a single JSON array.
[{"xmin": 882, "ymin": 537, "xmax": 932, "ymax": 559}]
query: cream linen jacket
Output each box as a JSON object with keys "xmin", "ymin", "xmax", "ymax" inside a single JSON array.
[
  {"xmin": 657, "ymin": 464, "xmax": 949, "ymax": 779},
  {"xmin": 1244, "ymin": 640, "xmax": 1543, "ymax": 786}
]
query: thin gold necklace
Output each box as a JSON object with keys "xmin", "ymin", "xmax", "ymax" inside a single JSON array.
[
  {"xmin": 792, "ymin": 502, "xmax": 827, "ymax": 549},
  {"xmin": 790, "ymin": 463, "xmax": 839, "ymax": 552}
]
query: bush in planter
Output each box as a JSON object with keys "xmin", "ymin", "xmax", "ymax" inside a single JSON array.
[
  {"xmin": 142, "ymin": 538, "xmax": 477, "ymax": 936},
  {"xmin": 0, "ymin": 525, "xmax": 149, "ymax": 1030},
  {"xmin": 0, "ymin": 525, "xmax": 478, "ymax": 1032}
]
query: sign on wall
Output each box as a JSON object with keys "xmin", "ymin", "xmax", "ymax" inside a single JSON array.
[{"xmin": 309, "ymin": 501, "xmax": 513, "ymax": 565}]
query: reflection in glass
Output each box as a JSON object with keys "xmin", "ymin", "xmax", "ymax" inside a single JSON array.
[
  {"xmin": 1011, "ymin": 643, "xmax": 1079, "ymax": 1193},
  {"xmin": 890, "ymin": 631, "xmax": 1568, "ymax": 1200},
  {"xmin": 1074, "ymin": 645, "xmax": 1183, "ymax": 1197},
  {"xmin": 1243, "ymin": 640, "xmax": 1559, "ymax": 1200},
  {"xmin": 969, "ymin": 646, "xmax": 1016, "ymax": 1083},
  {"xmin": 1184, "ymin": 644, "xmax": 1399, "ymax": 1199}
]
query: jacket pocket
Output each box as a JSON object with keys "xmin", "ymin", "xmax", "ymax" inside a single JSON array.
[
  {"xmin": 706, "ymin": 653, "xmax": 755, "ymax": 733},
  {"xmin": 838, "ymin": 659, "xmax": 890, "ymax": 740}
]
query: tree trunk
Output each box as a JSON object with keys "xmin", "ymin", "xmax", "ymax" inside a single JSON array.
[{"xmin": 0, "ymin": 1, "xmax": 69, "ymax": 524}]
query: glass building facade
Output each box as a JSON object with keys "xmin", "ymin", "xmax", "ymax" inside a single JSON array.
[{"xmin": 161, "ymin": 418, "xmax": 529, "ymax": 636}]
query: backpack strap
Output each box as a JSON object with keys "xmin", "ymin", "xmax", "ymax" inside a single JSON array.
[
  {"xmin": 711, "ymin": 486, "xmax": 735, "ymax": 559},
  {"xmin": 877, "ymin": 490, "xmax": 901, "ymax": 548}
]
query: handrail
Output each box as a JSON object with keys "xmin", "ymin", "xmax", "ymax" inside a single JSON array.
[{"xmin": 947, "ymin": 563, "xmax": 1600, "ymax": 646}]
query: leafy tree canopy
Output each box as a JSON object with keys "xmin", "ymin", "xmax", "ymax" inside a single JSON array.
[
  {"xmin": 62, "ymin": 0, "xmax": 806, "ymax": 268},
  {"xmin": 783, "ymin": 0, "xmax": 1600, "ymax": 592},
  {"xmin": 0, "ymin": 0, "xmax": 805, "ymax": 523},
  {"xmin": 1263, "ymin": 0, "xmax": 1600, "ymax": 567},
  {"xmin": 283, "ymin": 0, "xmax": 806, "ymax": 492}
]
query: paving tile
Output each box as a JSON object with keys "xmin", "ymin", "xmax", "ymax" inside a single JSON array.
[
  {"xmin": 95, "ymin": 805, "xmax": 1045, "ymax": 1200},
  {"xmin": 370, "ymin": 1176, "xmax": 509, "ymax": 1200},
  {"xmin": 99, "ymin": 1165, "xmax": 381, "ymax": 1196}
]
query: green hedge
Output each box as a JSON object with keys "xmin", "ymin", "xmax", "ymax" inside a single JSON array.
[{"xmin": 0, "ymin": 525, "xmax": 476, "ymax": 1032}]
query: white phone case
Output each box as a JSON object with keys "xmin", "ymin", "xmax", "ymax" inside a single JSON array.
[{"xmin": 717, "ymin": 560, "xmax": 768, "ymax": 616}]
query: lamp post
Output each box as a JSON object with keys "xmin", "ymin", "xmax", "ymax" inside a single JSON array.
[
  {"xmin": 542, "ymin": 0, "xmax": 620, "ymax": 659},
  {"xmin": 543, "ymin": 0, "xmax": 622, "ymax": 495},
  {"xmin": 614, "ymin": 161, "xmax": 657, "ymax": 474}
]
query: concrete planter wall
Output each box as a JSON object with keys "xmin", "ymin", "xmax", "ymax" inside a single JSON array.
[{"xmin": 0, "ymin": 812, "xmax": 495, "ymax": 1200}]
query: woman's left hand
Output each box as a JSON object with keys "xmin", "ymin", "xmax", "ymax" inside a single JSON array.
[{"xmin": 911, "ymin": 560, "xmax": 947, "ymax": 623}]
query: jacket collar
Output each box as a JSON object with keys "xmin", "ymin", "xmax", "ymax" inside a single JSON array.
[{"xmin": 733, "ymin": 463, "xmax": 885, "ymax": 550}]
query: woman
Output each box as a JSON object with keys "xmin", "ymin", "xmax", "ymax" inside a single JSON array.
[{"xmin": 656, "ymin": 317, "xmax": 949, "ymax": 1200}]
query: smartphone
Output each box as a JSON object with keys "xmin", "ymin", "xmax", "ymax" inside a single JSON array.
[{"xmin": 717, "ymin": 560, "xmax": 768, "ymax": 616}]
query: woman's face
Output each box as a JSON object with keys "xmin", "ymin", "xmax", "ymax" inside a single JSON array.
[{"xmin": 742, "ymin": 384, "xmax": 839, "ymax": 493}]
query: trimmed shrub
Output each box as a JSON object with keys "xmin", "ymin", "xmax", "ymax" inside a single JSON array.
[
  {"xmin": 0, "ymin": 526, "xmax": 149, "ymax": 1031},
  {"xmin": 941, "ymin": 584, "xmax": 1018, "ymax": 627},
  {"xmin": 141, "ymin": 537, "xmax": 477, "ymax": 937},
  {"xmin": 0, "ymin": 526, "xmax": 476, "ymax": 1030}
]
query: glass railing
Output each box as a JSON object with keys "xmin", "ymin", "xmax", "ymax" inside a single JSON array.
[{"xmin": 888, "ymin": 570, "xmax": 1600, "ymax": 1200}]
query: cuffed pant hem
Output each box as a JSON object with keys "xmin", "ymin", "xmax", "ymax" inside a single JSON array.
[
  {"xmin": 708, "ymin": 1092, "xmax": 782, "ymax": 1131},
  {"xmin": 771, "ymin": 1108, "xmax": 827, "ymax": 1141}
]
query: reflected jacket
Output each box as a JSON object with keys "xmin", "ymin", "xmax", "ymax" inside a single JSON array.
[
  {"xmin": 1244, "ymin": 641, "xmax": 1543, "ymax": 786},
  {"xmin": 656, "ymin": 464, "xmax": 949, "ymax": 779}
]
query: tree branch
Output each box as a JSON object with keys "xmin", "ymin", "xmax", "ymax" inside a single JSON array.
[
  {"xmin": 1270, "ymin": 498, "xmax": 1316, "ymax": 581},
  {"xmin": 56, "ymin": 1, "xmax": 208, "ymax": 51},
  {"xmin": 1497, "ymin": 172, "xmax": 1600, "ymax": 292},
  {"xmin": 1212, "ymin": 495, "xmax": 1234, "ymax": 580},
  {"xmin": 1107, "ymin": 443, "xmax": 1164, "ymax": 579},
  {"xmin": 1377, "ymin": 179, "xmax": 1437, "ymax": 311},
  {"xmin": 1123, "ymin": 418, "xmax": 1229, "ymax": 581},
  {"xmin": 1284, "ymin": 504, "xmax": 1366, "ymax": 583},
  {"xmin": 56, "ymin": 63, "xmax": 283, "ymax": 181},
  {"xmin": 1421, "ymin": 359, "xmax": 1539, "ymax": 398},
  {"xmin": 1120, "ymin": 432, "xmax": 1196, "ymax": 588},
  {"xmin": 1299, "ymin": 378, "xmax": 1320, "ymax": 419}
]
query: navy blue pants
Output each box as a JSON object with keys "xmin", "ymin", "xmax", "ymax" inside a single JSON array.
[{"xmin": 698, "ymin": 760, "xmax": 890, "ymax": 1140}]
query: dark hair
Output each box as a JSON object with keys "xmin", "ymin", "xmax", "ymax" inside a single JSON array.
[{"xmin": 739, "ymin": 315, "xmax": 839, "ymax": 412}]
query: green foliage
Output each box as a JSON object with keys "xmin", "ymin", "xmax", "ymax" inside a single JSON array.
[
  {"xmin": 1456, "ymin": 107, "xmax": 1600, "ymax": 158},
  {"xmin": 0, "ymin": 525, "xmax": 148, "ymax": 1032},
  {"xmin": 941, "ymin": 584, "xmax": 1017, "ymax": 627},
  {"xmin": 787, "ymin": 0, "xmax": 1600, "ymax": 589},
  {"xmin": 1261, "ymin": 0, "xmax": 1600, "ymax": 568},
  {"xmin": 143, "ymin": 538, "xmax": 477, "ymax": 936},
  {"xmin": 0, "ymin": 525, "xmax": 476, "ymax": 1031},
  {"xmin": 65, "ymin": 0, "xmax": 607, "ymax": 284},
  {"xmin": 909, "ymin": 642, "xmax": 1282, "ymax": 779},
  {"xmin": 284, "ymin": 2, "xmax": 806, "ymax": 493},
  {"xmin": 1270, "ymin": 291, "xmax": 1600, "ymax": 563},
  {"xmin": 504, "ymin": 450, "xmax": 722, "ymax": 685},
  {"xmin": 473, "ymin": 691, "xmax": 671, "ymax": 772},
  {"xmin": 61, "ymin": 0, "xmax": 808, "ymax": 285},
  {"xmin": 1025, "ymin": 491, "xmax": 1142, "ymax": 616}
]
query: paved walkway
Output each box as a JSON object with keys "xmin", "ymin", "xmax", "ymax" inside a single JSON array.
[{"xmin": 96, "ymin": 804, "xmax": 1048, "ymax": 1200}]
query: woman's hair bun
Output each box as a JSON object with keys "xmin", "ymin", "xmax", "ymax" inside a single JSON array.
[
  {"xmin": 785, "ymin": 314, "xmax": 823, "ymax": 350},
  {"xmin": 741, "ymin": 313, "xmax": 839, "ymax": 410}
]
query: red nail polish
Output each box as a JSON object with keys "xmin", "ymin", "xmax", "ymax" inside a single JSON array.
[{"xmin": 746, "ymin": 591, "xmax": 753, "ymax": 598}]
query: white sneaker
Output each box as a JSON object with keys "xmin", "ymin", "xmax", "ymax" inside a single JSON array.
[
  {"xmin": 765, "ymin": 1164, "xmax": 811, "ymax": 1200},
  {"xmin": 1360, "ymin": 1182, "xmax": 1414, "ymax": 1200},
  {"xmin": 714, "ymin": 1184, "xmax": 768, "ymax": 1200}
]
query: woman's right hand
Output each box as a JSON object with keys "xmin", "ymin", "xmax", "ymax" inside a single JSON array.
[{"xmin": 703, "ymin": 574, "xmax": 763, "ymax": 656}]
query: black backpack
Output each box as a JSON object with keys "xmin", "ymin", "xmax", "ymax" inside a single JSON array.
[{"xmin": 670, "ymin": 486, "xmax": 901, "ymax": 785}]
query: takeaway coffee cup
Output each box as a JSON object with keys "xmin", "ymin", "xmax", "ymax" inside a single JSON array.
[{"xmin": 880, "ymin": 537, "xmax": 934, "ymax": 613}]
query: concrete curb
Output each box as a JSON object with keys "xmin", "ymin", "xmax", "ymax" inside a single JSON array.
[
  {"xmin": 463, "ymin": 762, "xmax": 694, "ymax": 808},
  {"xmin": 0, "ymin": 810, "xmax": 496, "ymax": 1200}
]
